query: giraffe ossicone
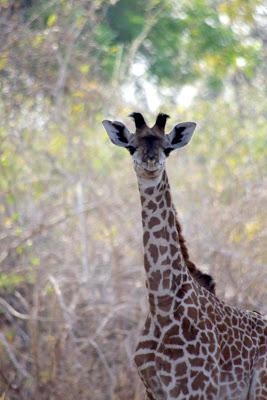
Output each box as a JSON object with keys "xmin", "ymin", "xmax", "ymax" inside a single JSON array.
[{"xmin": 103, "ymin": 113, "xmax": 267, "ymax": 400}]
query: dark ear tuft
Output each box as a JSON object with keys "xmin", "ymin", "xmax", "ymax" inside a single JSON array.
[
  {"xmin": 129, "ymin": 112, "xmax": 147, "ymax": 129},
  {"xmin": 155, "ymin": 113, "xmax": 170, "ymax": 131},
  {"xmin": 171, "ymin": 126, "xmax": 187, "ymax": 144},
  {"xmin": 166, "ymin": 122, "xmax": 196, "ymax": 150},
  {"xmin": 102, "ymin": 119, "xmax": 132, "ymax": 148},
  {"xmin": 112, "ymin": 123, "xmax": 128, "ymax": 143}
]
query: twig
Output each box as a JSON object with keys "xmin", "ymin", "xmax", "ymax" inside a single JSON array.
[
  {"xmin": 88, "ymin": 339, "xmax": 115, "ymax": 398},
  {"xmin": 119, "ymin": 6, "xmax": 163, "ymax": 82},
  {"xmin": 0, "ymin": 204, "xmax": 95, "ymax": 265},
  {"xmin": 0, "ymin": 298, "xmax": 30, "ymax": 320},
  {"xmin": 0, "ymin": 333, "xmax": 30, "ymax": 378}
]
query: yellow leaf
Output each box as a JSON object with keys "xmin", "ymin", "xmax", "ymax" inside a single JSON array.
[
  {"xmin": 110, "ymin": 46, "xmax": 119, "ymax": 54},
  {"xmin": 47, "ymin": 14, "xmax": 57, "ymax": 28},
  {"xmin": 229, "ymin": 227, "xmax": 242, "ymax": 244},
  {"xmin": 73, "ymin": 90, "xmax": 85, "ymax": 98},
  {"xmin": 4, "ymin": 217, "xmax": 12, "ymax": 228},
  {"xmin": 49, "ymin": 134, "xmax": 67, "ymax": 154},
  {"xmin": 245, "ymin": 220, "xmax": 261, "ymax": 241},
  {"xmin": 6, "ymin": 329, "xmax": 15, "ymax": 343},
  {"xmin": 40, "ymin": 369, "xmax": 50, "ymax": 383},
  {"xmin": 227, "ymin": 157, "xmax": 237, "ymax": 168},
  {"xmin": 0, "ymin": 53, "xmax": 8, "ymax": 70},
  {"xmin": 72, "ymin": 103, "xmax": 84, "ymax": 113},
  {"xmin": 32, "ymin": 33, "xmax": 45, "ymax": 48},
  {"xmin": 30, "ymin": 257, "xmax": 40, "ymax": 266},
  {"xmin": 79, "ymin": 64, "xmax": 90, "ymax": 74},
  {"xmin": 85, "ymin": 81, "xmax": 98, "ymax": 90}
]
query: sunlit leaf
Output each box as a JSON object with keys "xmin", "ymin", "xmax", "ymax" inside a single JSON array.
[
  {"xmin": 47, "ymin": 14, "xmax": 57, "ymax": 27},
  {"xmin": 79, "ymin": 64, "xmax": 90, "ymax": 74},
  {"xmin": 245, "ymin": 221, "xmax": 261, "ymax": 241}
]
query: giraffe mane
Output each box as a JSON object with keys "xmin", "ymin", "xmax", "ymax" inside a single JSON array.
[{"xmin": 175, "ymin": 218, "xmax": 216, "ymax": 294}]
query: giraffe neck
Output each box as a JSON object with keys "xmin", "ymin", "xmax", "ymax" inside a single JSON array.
[{"xmin": 138, "ymin": 169, "xmax": 193, "ymax": 316}]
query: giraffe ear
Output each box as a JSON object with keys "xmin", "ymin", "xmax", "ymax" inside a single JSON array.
[
  {"xmin": 102, "ymin": 120, "xmax": 133, "ymax": 148},
  {"xmin": 165, "ymin": 122, "xmax": 196, "ymax": 153}
]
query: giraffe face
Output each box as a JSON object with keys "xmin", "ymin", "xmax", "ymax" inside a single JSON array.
[
  {"xmin": 102, "ymin": 113, "xmax": 197, "ymax": 182},
  {"xmin": 130, "ymin": 131, "xmax": 168, "ymax": 180}
]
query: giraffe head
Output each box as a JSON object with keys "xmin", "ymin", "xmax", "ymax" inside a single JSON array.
[{"xmin": 102, "ymin": 113, "xmax": 196, "ymax": 183}]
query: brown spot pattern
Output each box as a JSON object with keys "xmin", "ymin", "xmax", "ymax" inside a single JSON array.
[
  {"xmin": 181, "ymin": 317, "xmax": 198, "ymax": 341},
  {"xmin": 157, "ymin": 295, "xmax": 173, "ymax": 312},
  {"xmin": 161, "ymin": 210, "xmax": 167, "ymax": 219},
  {"xmin": 148, "ymin": 217, "xmax": 161, "ymax": 229},
  {"xmin": 165, "ymin": 190, "xmax": 172, "ymax": 207},
  {"xmin": 144, "ymin": 254, "xmax": 150, "ymax": 272},
  {"xmin": 145, "ymin": 187, "xmax": 154, "ymax": 195},
  {"xmin": 148, "ymin": 244, "xmax": 158, "ymax": 263},
  {"xmin": 159, "ymin": 245, "xmax": 168, "ymax": 255},
  {"xmin": 143, "ymin": 231, "xmax": 149, "ymax": 246},
  {"xmin": 168, "ymin": 211, "xmax": 175, "ymax": 227},
  {"xmin": 147, "ymin": 200, "xmax": 157, "ymax": 212},
  {"xmin": 149, "ymin": 271, "xmax": 161, "ymax": 291}
]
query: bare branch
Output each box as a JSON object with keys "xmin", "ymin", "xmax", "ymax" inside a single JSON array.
[{"xmin": 0, "ymin": 333, "xmax": 30, "ymax": 378}]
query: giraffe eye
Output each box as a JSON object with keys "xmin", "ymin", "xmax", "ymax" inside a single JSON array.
[{"xmin": 127, "ymin": 145, "xmax": 136, "ymax": 155}]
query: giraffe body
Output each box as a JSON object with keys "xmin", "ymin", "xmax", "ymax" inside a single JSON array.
[
  {"xmin": 134, "ymin": 171, "xmax": 267, "ymax": 400},
  {"xmin": 102, "ymin": 113, "xmax": 267, "ymax": 399}
]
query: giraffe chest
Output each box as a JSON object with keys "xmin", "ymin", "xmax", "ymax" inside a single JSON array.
[{"xmin": 134, "ymin": 310, "xmax": 257, "ymax": 400}]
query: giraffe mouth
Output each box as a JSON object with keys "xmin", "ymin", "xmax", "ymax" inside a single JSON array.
[
  {"xmin": 144, "ymin": 160, "xmax": 164, "ymax": 171},
  {"xmin": 143, "ymin": 165, "xmax": 163, "ymax": 178},
  {"xmin": 134, "ymin": 160, "xmax": 163, "ymax": 177},
  {"xmin": 144, "ymin": 163, "xmax": 164, "ymax": 173},
  {"xmin": 144, "ymin": 166, "xmax": 159, "ymax": 172},
  {"xmin": 144, "ymin": 170, "xmax": 158, "ymax": 177}
]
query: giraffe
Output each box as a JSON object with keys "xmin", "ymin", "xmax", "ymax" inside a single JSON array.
[{"xmin": 102, "ymin": 113, "xmax": 267, "ymax": 400}]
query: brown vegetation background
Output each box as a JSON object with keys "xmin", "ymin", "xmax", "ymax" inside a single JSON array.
[{"xmin": 0, "ymin": 1, "xmax": 266, "ymax": 399}]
